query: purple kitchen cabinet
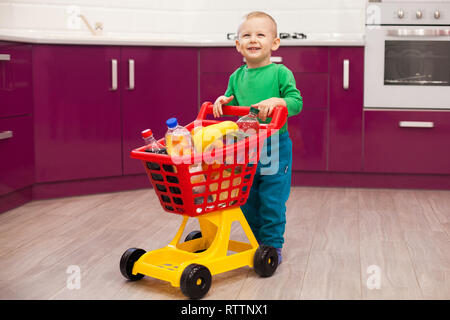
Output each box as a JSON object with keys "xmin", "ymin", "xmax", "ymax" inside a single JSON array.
[
  {"xmin": 200, "ymin": 72, "xmax": 231, "ymax": 104},
  {"xmin": 200, "ymin": 47, "xmax": 243, "ymax": 72},
  {"xmin": 276, "ymin": 47, "xmax": 329, "ymax": 73},
  {"xmin": 199, "ymin": 47, "xmax": 243, "ymax": 103},
  {"xmin": 33, "ymin": 45, "xmax": 122, "ymax": 182},
  {"xmin": 0, "ymin": 42, "xmax": 33, "ymax": 117},
  {"xmin": 290, "ymin": 73, "xmax": 329, "ymax": 171},
  {"xmin": 293, "ymin": 72, "xmax": 328, "ymax": 110},
  {"xmin": 277, "ymin": 47, "xmax": 329, "ymax": 171},
  {"xmin": 364, "ymin": 110, "xmax": 450, "ymax": 174},
  {"xmin": 328, "ymin": 47, "xmax": 364, "ymax": 172},
  {"xmin": 289, "ymin": 108, "xmax": 328, "ymax": 171},
  {"xmin": 0, "ymin": 115, "xmax": 34, "ymax": 196},
  {"xmin": 121, "ymin": 47, "xmax": 198, "ymax": 175}
]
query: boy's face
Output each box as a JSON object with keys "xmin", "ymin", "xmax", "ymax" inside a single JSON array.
[{"xmin": 236, "ymin": 16, "xmax": 280, "ymax": 68}]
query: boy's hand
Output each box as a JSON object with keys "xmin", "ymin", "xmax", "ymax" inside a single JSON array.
[
  {"xmin": 213, "ymin": 95, "xmax": 234, "ymax": 118},
  {"xmin": 252, "ymin": 98, "xmax": 286, "ymax": 122}
]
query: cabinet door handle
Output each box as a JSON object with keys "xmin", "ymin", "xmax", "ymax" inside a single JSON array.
[
  {"xmin": 243, "ymin": 56, "xmax": 283, "ymax": 63},
  {"xmin": 387, "ymin": 29, "xmax": 450, "ymax": 37},
  {"xmin": 0, "ymin": 131, "xmax": 13, "ymax": 140},
  {"xmin": 110, "ymin": 59, "xmax": 118, "ymax": 91},
  {"xmin": 343, "ymin": 59, "xmax": 349, "ymax": 90},
  {"xmin": 399, "ymin": 121, "xmax": 434, "ymax": 128},
  {"xmin": 0, "ymin": 54, "xmax": 11, "ymax": 61},
  {"xmin": 270, "ymin": 56, "xmax": 283, "ymax": 63},
  {"xmin": 128, "ymin": 59, "xmax": 135, "ymax": 90}
]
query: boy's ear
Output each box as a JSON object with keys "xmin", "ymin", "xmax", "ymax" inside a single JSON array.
[
  {"xmin": 235, "ymin": 39, "xmax": 241, "ymax": 53},
  {"xmin": 271, "ymin": 37, "xmax": 281, "ymax": 51}
]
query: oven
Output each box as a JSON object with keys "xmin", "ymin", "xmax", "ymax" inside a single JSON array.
[{"xmin": 364, "ymin": 1, "xmax": 450, "ymax": 109}]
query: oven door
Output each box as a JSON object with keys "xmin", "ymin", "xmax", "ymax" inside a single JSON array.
[{"xmin": 364, "ymin": 26, "xmax": 450, "ymax": 109}]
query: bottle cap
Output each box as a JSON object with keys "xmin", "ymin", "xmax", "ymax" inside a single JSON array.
[
  {"xmin": 249, "ymin": 106, "xmax": 259, "ymax": 115},
  {"xmin": 141, "ymin": 129, "xmax": 153, "ymax": 138},
  {"xmin": 166, "ymin": 117, "xmax": 178, "ymax": 129}
]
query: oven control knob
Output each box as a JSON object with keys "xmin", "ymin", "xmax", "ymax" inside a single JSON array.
[
  {"xmin": 416, "ymin": 10, "xmax": 423, "ymax": 19},
  {"xmin": 397, "ymin": 10, "xmax": 405, "ymax": 19},
  {"xmin": 434, "ymin": 10, "xmax": 441, "ymax": 19}
]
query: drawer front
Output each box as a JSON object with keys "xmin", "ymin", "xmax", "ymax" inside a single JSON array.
[
  {"xmin": 0, "ymin": 44, "xmax": 33, "ymax": 117},
  {"xmin": 200, "ymin": 47, "xmax": 329, "ymax": 73},
  {"xmin": 276, "ymin": 47, "xmax": 328, "ymax": 73},
  {"xmin": 200, "ymin": 48, "xmax": 244, "ymax": 73},
  {"xmin": 364, "ymin": 110, "xmax": 450, "ymax": 174},
  {"xmin": 0, "ymin": 115, "xmax": 34, "ymax": 196}
]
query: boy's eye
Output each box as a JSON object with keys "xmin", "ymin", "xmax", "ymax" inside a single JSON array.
[
  {"xmin": 243, "ymin": 34, "xmax": 250, "ymax": 38},
  {"xmin": 258, "ymin": 33, "xmax": 265, "ymax": 37}
]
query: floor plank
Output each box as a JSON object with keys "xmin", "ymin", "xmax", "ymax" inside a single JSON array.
[{"xmin": 300, "ymin": 189, "xmax": 361, "ymax": 299}]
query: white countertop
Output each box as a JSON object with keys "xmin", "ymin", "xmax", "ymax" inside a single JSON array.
[{"xmin": 0, "ymin": 29, "xmax": 365, "ymax": 47}]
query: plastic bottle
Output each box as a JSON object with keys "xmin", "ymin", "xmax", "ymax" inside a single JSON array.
[
  {"xmin": 165, "ymin": 118, "xmax": 193, "ymax": 156},
  {"xmin": 236, "ymin": 106, "xmax": 260, "ymax": 134},
  {"xmin": 141, "ymin": 129, "xmax": 166, "ymax": 154}
]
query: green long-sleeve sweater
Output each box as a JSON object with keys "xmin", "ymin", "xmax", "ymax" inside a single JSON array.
[{"xmin": 224, "ymin": 63, "xmax": 303, "ymax": 134}]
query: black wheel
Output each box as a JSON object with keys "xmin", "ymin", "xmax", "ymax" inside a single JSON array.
[
  {"xmin": 253, "ymin": 245, "xmax": 278, "ymax": 277},
  {"xmin": 180, "ymin": 264, "xmax": 212, "ymax": 299},
  {"xmin": 184, "ymin": 230, "xmax": 202, "ymax": 242},
  {"xmin": 184, "ymin": 230, "xmax": 205, "ymax": 253},
  {"xmin": 120, "ymin": 248, "xmax": 146, "ymax": 281}
]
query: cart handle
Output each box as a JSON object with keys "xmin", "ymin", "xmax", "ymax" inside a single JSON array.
[{"xmin": 196, "ymin": 102, "xmax": 288, "ymax": 131}]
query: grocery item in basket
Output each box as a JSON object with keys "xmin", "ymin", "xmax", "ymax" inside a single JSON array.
[
  {"xmin": 236, "ymin": 106, "xmax": 260, "ymax": 134},
  {"xmin": 189, "ymin": 163, "xmax": 206, "ymax": 194},
  {"xmin": 191, "ymin": 126, "xmax": 204, "ymax": 137},
  {"xmin": 165, "ymin": 118, "xmax": 193, "ymax": 156},
  {"xmin": 208, "ymin": 167, "xmax": 241, "ymax": 198},
  {"xmin": 192, "ymin": 121, "xmax": 239, "ymax": 153},
  {"xmin": 141, "ymin": 129, "xmax": 167, "ymax": 154}
]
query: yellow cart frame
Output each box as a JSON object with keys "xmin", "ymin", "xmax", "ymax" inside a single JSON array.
[{"xmin": 132, "ymin": 207, "xmax": 258, "ymax": 288}]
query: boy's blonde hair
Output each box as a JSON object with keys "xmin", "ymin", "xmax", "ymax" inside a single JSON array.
[{"xmin": 237, "ymin": 11, "xmax": 278, "ymax": 38}]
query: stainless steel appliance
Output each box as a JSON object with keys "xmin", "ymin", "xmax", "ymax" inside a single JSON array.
[{"xmin": 364, "ymin": 0, "xmax": 450, "ymax": 109}]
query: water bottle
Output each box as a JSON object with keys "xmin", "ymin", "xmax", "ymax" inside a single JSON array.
[
  {"xmin": 165, "ymin": 118, "xmax": 193, "ymax": 156},
  {"xmin": 141, "ymin": 129, "xmax": 166, "ymax": 154}
]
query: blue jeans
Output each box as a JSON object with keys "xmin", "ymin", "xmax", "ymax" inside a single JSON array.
[{"xmin": 241, "ymin": 132, "xmax": 292, "ymax": 248}]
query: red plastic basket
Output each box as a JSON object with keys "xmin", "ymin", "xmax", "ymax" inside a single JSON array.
[{"xmin": 130, "ymin": 102, "xmax": 288, "ymax": 217}]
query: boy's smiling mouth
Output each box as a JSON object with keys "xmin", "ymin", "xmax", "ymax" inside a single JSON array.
[{"xmin": 247, "ymin": 47, "xmax": 261, "ymax": 51}]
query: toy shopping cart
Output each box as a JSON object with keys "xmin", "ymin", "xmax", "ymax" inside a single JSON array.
[{"xmin": 120, "ymin": 101, "xmax": 288, "ymax": 299}]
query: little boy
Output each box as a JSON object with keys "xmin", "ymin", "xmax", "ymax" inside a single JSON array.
[{"xmin": 213, "ymin": 11, "xmax": 303, "ymax": 264}]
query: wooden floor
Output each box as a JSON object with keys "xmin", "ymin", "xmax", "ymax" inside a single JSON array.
[{"xmin": 0, "ymin": 186, "xmax": 449, "ymax": 300}]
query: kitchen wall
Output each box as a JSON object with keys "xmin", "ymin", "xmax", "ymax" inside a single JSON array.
[{"xmin": 0, "ymin": 0, "xmax": 365, "ymax": 37}]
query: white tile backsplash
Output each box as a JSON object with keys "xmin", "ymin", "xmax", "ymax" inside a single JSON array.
[{"xmin": 0, "ymin": 0, "xmax": 365, "ymax": 36}]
